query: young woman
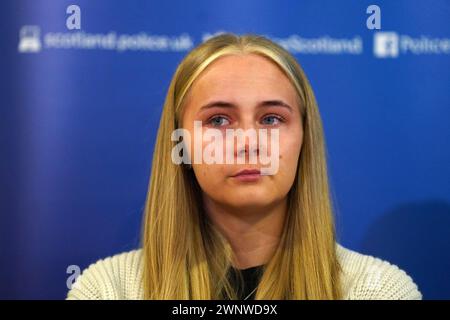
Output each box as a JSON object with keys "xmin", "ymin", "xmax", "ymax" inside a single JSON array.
[{"xmin": 67, "ymin": 33, "xmax": 421, "ymax": 300}]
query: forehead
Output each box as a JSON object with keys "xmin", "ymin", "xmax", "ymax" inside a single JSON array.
[{"xmin": 185, "ymin": 53, "xmax": 298, "ymax": 106}]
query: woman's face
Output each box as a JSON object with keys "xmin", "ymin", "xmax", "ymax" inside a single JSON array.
[{"xmin": 180, "ymin": 53, "xmax": 303, "ymax": 210}]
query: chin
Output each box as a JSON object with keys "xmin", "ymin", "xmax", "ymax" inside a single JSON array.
[{"xmin": 226, "ymin": 191, "xmax": 275, "ymax": 207}]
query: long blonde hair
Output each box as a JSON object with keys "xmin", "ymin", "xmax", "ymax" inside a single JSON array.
[{"xmin": 142, "ymin": 33, "xmax": 341, "ymax": 299}]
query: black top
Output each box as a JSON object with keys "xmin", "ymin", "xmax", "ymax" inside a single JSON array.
[{"xmin": 228, "ymin": 265, "xmax": 264, "ymax": 300}]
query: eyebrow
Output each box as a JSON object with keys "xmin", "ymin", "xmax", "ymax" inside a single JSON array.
[{"xmin": 198, "ymin": 99, "xmax": 293, "ymax": 113}]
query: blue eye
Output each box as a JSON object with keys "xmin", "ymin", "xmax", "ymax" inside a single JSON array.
[
  {"xmin": 207, "ymin": 115, "xmax": 230, "ymax": 127},
  {"xmin": 261, "ymin": 115, "xmax": 283, "ymax": 125}
]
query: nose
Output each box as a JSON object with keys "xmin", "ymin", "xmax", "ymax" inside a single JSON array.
[
  {"xmin": 233, "ymin": 119, "xmax": 260, "ymax": 161},
  {"xmin": 236, "ymin": 140, "xmax": 259, "ymax": 159}
]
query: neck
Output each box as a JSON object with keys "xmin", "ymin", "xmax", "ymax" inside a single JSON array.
[{"xmin": 203, "ymin": 195, "xmax": 288, "ymax": 270}]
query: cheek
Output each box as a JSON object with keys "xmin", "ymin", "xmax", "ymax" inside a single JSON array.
[
  {"xmin": 280, "ymin": 138, "xmax": 301, "ymax": 164},
  {"xmin": 276, "ymin": 131, "xmax": 303, "ymax": 178},
  {"xmin": 192, "ymin": 163, "xmax": 227, "ymax": 191},
  {"xmin": 187, "ymin": 127, "xmax": 229, "ymax": 192}
]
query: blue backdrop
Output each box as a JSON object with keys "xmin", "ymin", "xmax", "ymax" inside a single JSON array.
[{"xmin": 1, "ymin": 0, "xmax": 449, "ymax": 299}]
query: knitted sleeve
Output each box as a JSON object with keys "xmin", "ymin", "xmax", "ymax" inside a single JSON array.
[
  {"xmin": 338, "ymin": 246, "xmax": 422, "ymax": 300},
  {"xmin": 66, "ymin": 249, "xmax": 143, "ymax": 300}
]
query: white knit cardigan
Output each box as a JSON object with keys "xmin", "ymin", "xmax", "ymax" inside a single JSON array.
[{"xmin": 66, "ymin": 244, "xmax": 422, "ymax": 300}]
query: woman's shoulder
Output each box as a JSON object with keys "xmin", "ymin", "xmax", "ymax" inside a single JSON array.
[
  {"xmin": 66, "ymin": 244, "xmax": 423, "ymax": 300},
  {"xmin": 336, "ymin": 243, "xmax": 422, "ymax": 300},
  {"xmin": 66, "ymin": 248, "xmax": 144, "ymax": 300}
]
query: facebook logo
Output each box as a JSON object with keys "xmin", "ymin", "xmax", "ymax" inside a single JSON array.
[{"xmin": 374, "ymin": 32, "xmax": 399, "ymax": 58}]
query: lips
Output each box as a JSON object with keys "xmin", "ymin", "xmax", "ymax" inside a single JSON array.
[
  {"xmin": 231, "ymin": 169, "xmax": 262, "ymax": 182},
  {"xmin": 232, "ymin": 169, "xmax": 261, "ymax": 177}
]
